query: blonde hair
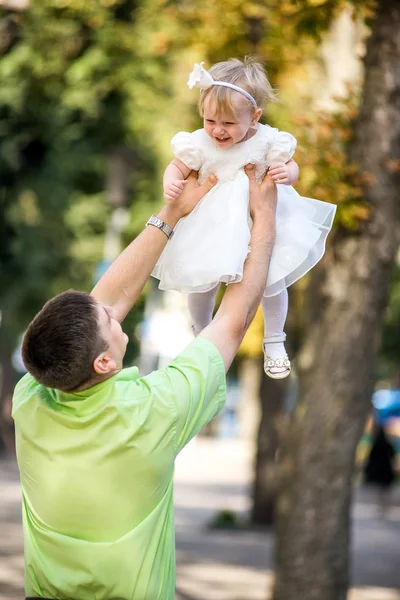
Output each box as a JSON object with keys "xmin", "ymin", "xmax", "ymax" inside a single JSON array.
[{"xmin": 198, "ymin": 56, "xmax": 278, "ymax": 119}]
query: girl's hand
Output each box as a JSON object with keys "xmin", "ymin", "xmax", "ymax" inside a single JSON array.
[
  {"xmin": 164, "ymin": 171, "xmax": 217, "ymax": 219},
  {"xmin": 164, "ymin": 179, "xmax": 188, "ymax": 201},
  {"xmin": 268, "ymin": 162, "xmax": 291, "ymax": 185}
]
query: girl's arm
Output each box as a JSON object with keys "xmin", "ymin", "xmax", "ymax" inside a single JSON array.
[
  {"xmin": 164, "ymin": 158, "xmax": 192, "ymax": 200},
  {"xmin": 269, "ymin": 159, "xmax": 299, "ymax": 186}
]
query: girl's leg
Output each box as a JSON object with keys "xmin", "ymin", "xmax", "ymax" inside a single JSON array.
[
  {"xmin": 261, "ymin": 288, "xmax": 289, "ymax": 360},
  {"xmin": 188, "ymin": 285, "xmax": 220, "ymax": 336}
]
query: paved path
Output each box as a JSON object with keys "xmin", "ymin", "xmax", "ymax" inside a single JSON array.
[
  {"xmin": 174, "ymin": 439, "xmax": 400, "ymax": 600},
  {"xmin": 1, "ymin": 438, "xmax": 400, "ymax": 600}
]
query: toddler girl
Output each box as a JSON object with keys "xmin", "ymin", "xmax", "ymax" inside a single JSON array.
[{"xmin": 152, "ymin": 57, "xmax": 336, "ymax": 378}]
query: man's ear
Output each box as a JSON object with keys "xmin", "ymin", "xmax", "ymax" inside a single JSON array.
[{"xmin": 93, "ymin": 353, "xmax": 117, "ymax": 375}]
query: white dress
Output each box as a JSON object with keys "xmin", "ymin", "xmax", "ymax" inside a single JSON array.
[{"xmin": 152, "ymin": 124, "xmax": 337, "ymax": 298}]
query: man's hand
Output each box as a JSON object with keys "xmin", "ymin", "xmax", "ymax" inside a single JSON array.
[
  {"xmin": 162, "ymin": 171, "xmax": 217, "ymax": 224},
  {"xmin": 245, "ymin": 163, "xmax": 277, "ymax": 219}
]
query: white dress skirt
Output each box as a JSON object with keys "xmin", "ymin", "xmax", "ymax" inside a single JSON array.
[{"xmin": 152, "ymin": 124, "xmax": 337, "ymax": 298}]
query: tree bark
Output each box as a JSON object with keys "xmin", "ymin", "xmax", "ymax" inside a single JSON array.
[
  {"xmin": 274, "ymin": 0, "xmax": 400, "ymax": 598},
  {"xmin": 0, "ymin": 346, "xmax": 16, "ymax": 455},
  {"xmin": 251, "ymin": 364, "xmax": 289, "ymax": 526}
]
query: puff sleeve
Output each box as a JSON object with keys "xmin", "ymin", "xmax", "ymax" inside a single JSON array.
[
  {"xmin": 171, "ymin": 131, "xmax": 204, "ymax": 171},
  {"xmin": 266, "ymin": 130, "xmax": 297, "ymax": 165}
]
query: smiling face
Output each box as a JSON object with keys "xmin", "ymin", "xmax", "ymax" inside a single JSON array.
[
  {"xmin": 93, "ymin": 304, "xmax": 129, "ymax": 377},
  {"xmin": 203, "ymin": 94, "xmax": 262, "ymax": 150}
]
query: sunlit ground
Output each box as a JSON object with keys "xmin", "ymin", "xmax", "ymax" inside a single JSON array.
[{"xmin": 1, "ymin": 438, "xmax": 399, "ymax": 600}]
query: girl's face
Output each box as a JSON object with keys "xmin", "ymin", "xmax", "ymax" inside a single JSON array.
[{"xmin": 203, "ymin": 94, "xmax": 262, "ymax": 150}]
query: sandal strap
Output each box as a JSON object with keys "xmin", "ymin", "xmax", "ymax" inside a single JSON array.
[{"xmin": 262, "ymin": 333, "xmax": 286, "ymax": 345}]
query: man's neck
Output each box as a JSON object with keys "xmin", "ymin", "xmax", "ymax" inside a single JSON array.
[{"xmin": 64, "ymin": 369, "xmax": 121, "ymax": 393}]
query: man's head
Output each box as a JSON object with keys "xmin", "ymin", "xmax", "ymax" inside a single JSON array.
[{"xmin": 21, "ymin": 290, "xmax": 129, "ymax": 392}]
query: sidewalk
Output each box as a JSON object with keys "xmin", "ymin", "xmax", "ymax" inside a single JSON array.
[
  {"xmin": 174, "ymin": 438, "xmax": 400, "ymax": 600},
  {"xmin": 1, "ymin": 438, "xmax": 399, "ymax": 600}
]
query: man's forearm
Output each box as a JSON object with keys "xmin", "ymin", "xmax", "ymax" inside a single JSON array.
[
  {"xmin": 91, "ymin": 172, "xmax": 217, "ymax": 322},
  {"xmin": 199, "ymin": 206, "xmax": 276, "ymax": 371},
  {"xmin": 91, "ymin": 205, "xmax": 178, "ymax": 323},
  {"xmin": 198, "ymin": 167, "xmax": 277, "ymax": 371},
  {"xmin": 217, "ymin": 209, "xmax": 276, "ymax": 331}
]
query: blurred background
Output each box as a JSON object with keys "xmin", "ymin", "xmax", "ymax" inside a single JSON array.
[{"xmin": 0, "ymin": 0, "xmax": 399, "ymax": 599}]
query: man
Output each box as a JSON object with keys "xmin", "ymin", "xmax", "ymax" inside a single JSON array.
[{"xmin": 13, "ymin": 165, "xmax": 277, "ymax": 600}]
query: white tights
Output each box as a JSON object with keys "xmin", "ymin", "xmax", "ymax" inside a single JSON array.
[
  {"xmin": 188, "ymin": 285, "xmax": 220, "ymax": 336},
  {"xmin": 188, "ymin": 286, "xmax": 289, "ymax": 358},
  {"xmin": 261, "ymin": 289, "xmax": 288, "ymax": 359}
]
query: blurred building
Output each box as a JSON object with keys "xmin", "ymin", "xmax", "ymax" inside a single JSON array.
[{"xmin": 138, "ymin": 285, "xmax": 193, "ymax": 374}]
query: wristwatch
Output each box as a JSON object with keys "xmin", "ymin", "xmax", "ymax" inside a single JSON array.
[{"xmin": 146, "ymin": 215, "xmax": 174, "ymax": 240}]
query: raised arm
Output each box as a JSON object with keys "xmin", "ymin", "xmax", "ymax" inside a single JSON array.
[
  {"xmin": 163, "ymin": 159, "xmax": 192, "ymax": 201},
  {"xmin": 199, "ymin": 165, "xmax": 277, "ymax": 371},
  {"xmin": 91, "ymin": 171, "xmax": 216, "ymax": 323}
]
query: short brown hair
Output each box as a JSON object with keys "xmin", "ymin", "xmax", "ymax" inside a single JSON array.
[
  {"xmin": 199, "ymin": 56, "xmax": 278, "ymax": 119},
  {"xmin": 21, "ymin": 291, "xmax": 108, "ymax": 392}
]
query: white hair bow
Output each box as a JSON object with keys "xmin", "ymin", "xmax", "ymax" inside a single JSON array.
[
  {"xmin": 187, "ymin": 62, "xmax": 258, "ymax": 107},
  {"xmin": 187, "ymin": 62, "xmax": 214, "ymax": 90}
]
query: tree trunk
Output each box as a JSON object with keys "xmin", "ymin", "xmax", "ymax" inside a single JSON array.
[
  {"xmin": 274, "ymin": 0, "xmax": 400, "ymax": 598},
  {"xmin": 0, "ymin": 346, "xmax": 16, "ymax": 455},
  {"xmin": 251, "ymin": 364, "xmax": 289, "ymax": 525}
]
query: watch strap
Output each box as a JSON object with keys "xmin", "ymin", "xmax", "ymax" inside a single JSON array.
[{"xmin": 146, "ymin": 215, "xmax": 174, "ymax": 239}]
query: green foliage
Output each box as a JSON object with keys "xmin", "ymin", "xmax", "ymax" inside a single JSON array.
[
  {"xmin": 0, "ymin": 0, "xmax": 162, "ymax": 359},
  {"xmin": 293, "ymin": 93, "xmax": 370, "ymax": 231},
  {"xmin": 208, "ymin": 508, "xmax": 240, "ymax": 530}
]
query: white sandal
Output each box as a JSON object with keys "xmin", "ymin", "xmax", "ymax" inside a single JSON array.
[{"xmin": 262, "ymin": 333, "xmax": 291, "ymax": 380}]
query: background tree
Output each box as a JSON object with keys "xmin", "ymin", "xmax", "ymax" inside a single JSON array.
[{"xmin": 274, "ymin": 0, "xmax": 400, "ymax": 597}]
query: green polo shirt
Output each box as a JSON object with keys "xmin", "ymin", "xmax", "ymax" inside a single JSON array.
[{"xmin": 12, "ymin": 336, "xmax": 226, "ymax": 600}]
